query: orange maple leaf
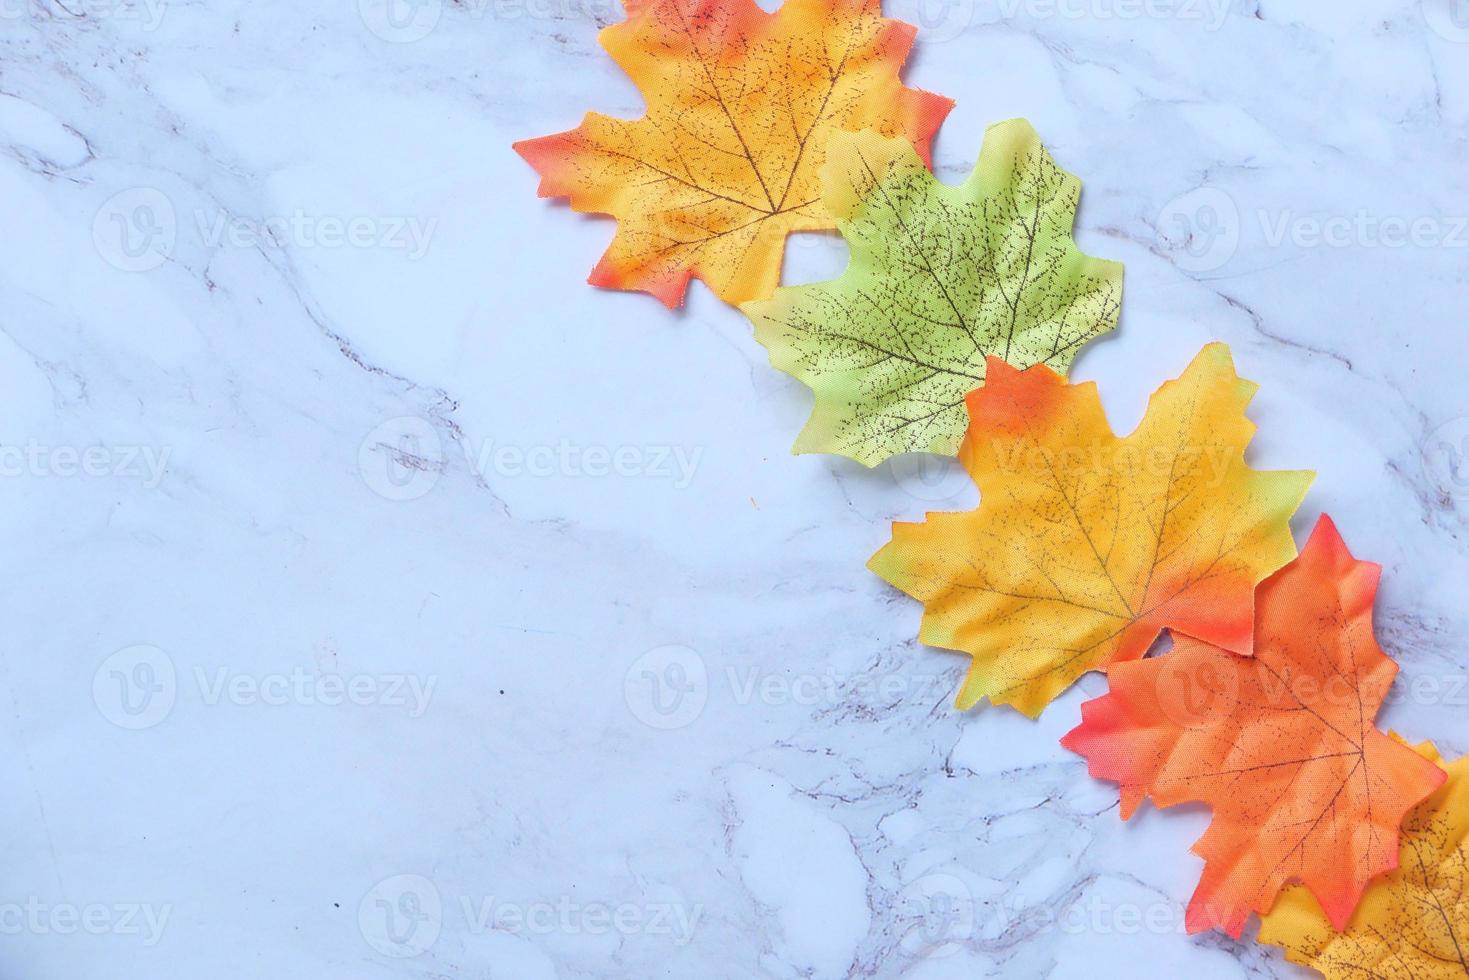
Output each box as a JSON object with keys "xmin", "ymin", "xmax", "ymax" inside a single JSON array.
[
  {"xmin": 1061, "ymin": 515, "xmax": 1448, "ymax": 938},
  {"xmin": 513, "ymin": 0, "xmax": 952, "ymax": 308},
  {"xmin": 868, "ymin": 343, "xmax": 1312, "ymax": 717}
]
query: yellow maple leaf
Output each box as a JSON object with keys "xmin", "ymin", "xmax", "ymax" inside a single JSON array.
[
  {"xmin": 869, "ymin": 342, "xmax": 1313, "ymax": 717},
  {"xmin": 513, "ymin": 0, "xmax": 952, "ymax": 308},
  {"xmin": 1258, "ymin": 740, "xmax": 1468, "ymax": 979}
]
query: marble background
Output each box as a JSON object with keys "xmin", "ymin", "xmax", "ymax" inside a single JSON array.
[{"xmin": 0, "ymin": 0, "xmax": 1466, "ymax": 976}]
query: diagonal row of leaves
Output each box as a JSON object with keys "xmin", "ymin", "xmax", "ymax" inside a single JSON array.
[
  {"xmin": 516, "ymin": 0, "xmax": 1468, "ymax": 973},
  {"xmin": 907, "ymin": 350, "xmax": 1467, "ymax": 969},
  {"xmin": 873, "ymin": 343, "xmax": 1460, "ymax": 957},
  {"xmin": 515, "ymin": 0, "xmax": 1121, "ymax": 466}
]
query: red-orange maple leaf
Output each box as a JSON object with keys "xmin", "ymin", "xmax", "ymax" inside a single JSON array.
[{"xmin": 1061, "ymin": 515, "xmax": 1446, "ymax": 937}]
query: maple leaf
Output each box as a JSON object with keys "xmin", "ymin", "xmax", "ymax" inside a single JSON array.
[
  {"xmin": 868, "ymin": 342, "xmax": 1312, "ymax": 717},
  {"xmin": 513, "ymin": 0, "xmax": 952, "ymax": 308},
  {"xmin": 1258, "ymin": 741, "xmax": 1467, "ymax": 979},
  {"xmin": 742, "ymin": 120, "xmax": 1122, "ymax": 466},
  {"xmin": 1061, "ymin": 516, "xmax": 1448, "ymax": 938}
]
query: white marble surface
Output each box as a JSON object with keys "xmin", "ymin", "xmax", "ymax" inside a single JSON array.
[{"xmin": 0, "ymin": 0, "xmax": 1466, "ymax": 976}]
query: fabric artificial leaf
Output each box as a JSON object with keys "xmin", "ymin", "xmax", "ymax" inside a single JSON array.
[
  {"xmin": 1258, "ymin": 741, "xmax": 1467, "ymax": 978},
  {"xmin": 513, "ymin": 0, "xmax": 952, "ymax": 308},
  {"xmin": 868, "ymin": 342, "xmax": 1312, "ymax": 717},
  {"xmin": 742, "ymin": 120, "xmax": 1123, "ymax": 466},
  {"xmin": 1061, "ymin": 516, "xmax": 1448, "ymax": 938}
]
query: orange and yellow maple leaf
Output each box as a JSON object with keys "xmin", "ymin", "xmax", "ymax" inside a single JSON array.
[
  {"xmin": 513, "ymin": 0, "xmax": 952, "ymax": 308},
  {"xmin": 1062, "ymin": 516, "xmax": 1448, "ymax": 938},
  {"xmin": 868, "ymin": 342, "xmax": 1312, "ymax": 717},
  {"xmin": 1258, "ymin": 741, "xmax": 1468, "ymax": 979}
]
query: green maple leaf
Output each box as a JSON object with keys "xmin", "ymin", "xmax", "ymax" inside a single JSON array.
[{"xmin": 741, "ymin": 119, "xmax": 1123, "ymax": 466}]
